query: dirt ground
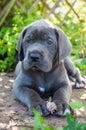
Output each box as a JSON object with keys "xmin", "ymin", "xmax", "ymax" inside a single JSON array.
[{"xmin": 0, "ymin": 72, "xmax": 86, "ymax": 130}]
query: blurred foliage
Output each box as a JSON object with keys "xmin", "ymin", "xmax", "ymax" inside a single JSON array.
[
  {"xmin": 62, "ymin": 16, "xmax": 86, "ymax": 75},
  {"xmin": 33, "ymin": 101, "xmax": 86, "ymax": 130},
  {"xmin": 0, "ymin": 0, "xmax": 86, "ymax": 74},
  {"xmin": 0, "ymin": 1, "xmax": 42, "ymax": 71}
]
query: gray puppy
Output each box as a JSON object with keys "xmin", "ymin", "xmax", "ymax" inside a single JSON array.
[{"xmin": 13, "ymin": 19, "xmax": 84, "ymax": 117}]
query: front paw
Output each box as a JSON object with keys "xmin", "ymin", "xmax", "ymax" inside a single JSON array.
[
  {"xmin": 53, "ymin": 103, "xmax": 73, "ymax": 117},
  {"xmin": 28, "ymin": 102, "xmax": 50, "ymax": 117}
]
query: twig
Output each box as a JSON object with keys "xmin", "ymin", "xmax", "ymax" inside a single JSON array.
[
  {"xmin": 28, "ymin": 0, "xmax": 40, "ymax": 12},
  {"xmin": 65, "ymin": 0, "xmax": 80, "ymax": 19},
  {"xmin": 45, "ymin": 0, "xmax": 61, "ymax": 18},
  {"xmin": 0, "ymin": 1, "xmax": 11, "ymax": 19},
  {"xmin": 7, "ymin": 124, "xmax": 33, "ymax": 129},
  {"xmin": 59, "ymin": 0, "xmax": 76, "ymax": 27},
  {"xmin": 0, "ymin": 0, "xmax": 16, "ymax": 26},
  {"xmin": 41, "ymin": 0, "xmax": 61, "ymax": 22},
  {"xmin": 16, "ymin": 0, "xmax": 26, "ymax": 10}
]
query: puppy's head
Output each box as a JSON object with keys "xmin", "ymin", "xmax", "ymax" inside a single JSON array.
[{"xmin": 17, "ymin": 19, "xmax": 72, "ymax": 72}]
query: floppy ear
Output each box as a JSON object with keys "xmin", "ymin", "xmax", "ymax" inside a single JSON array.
[
  {"xmin": 55, "ymin": 27, "xmax": 72, "ymax": 63},
  {"xmin": 16, "ymin": 28, "xmax": 27, "ymax": 61}
]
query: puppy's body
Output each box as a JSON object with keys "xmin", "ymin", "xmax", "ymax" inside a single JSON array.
[
  {"xmin": 13, "ymin": 19, "xmax": 84, "ymax": 116},
  {"xmin": 14, "ymin": 61, "xmax": 71, "ymax": 98},
  {"xmin": 13, "ymin": 60, "xmax": 72, "ymax": 116}
]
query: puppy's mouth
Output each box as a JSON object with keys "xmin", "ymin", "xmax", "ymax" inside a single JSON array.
[
  {"xmin": 30, "ymin": 61, "xmax": 42, "ymax": 71},
  {"xmin": 23, "ymin": 57, "xmax": 52, "ymax": 72},
  {"xmin": 31, "ymin": 65, "xmax": 40, "ymax": 71},
  {"xmin": 23, "ymin": 59, "xmax": 42, "ymax": 71}
]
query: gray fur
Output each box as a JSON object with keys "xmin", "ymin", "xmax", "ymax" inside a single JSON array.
[{"xmin": 13, "ymin": 19, "xmax": 84, "ymax": 117}]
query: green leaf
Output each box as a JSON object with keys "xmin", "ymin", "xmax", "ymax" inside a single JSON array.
[
  {"xmin": 70, "ymin": 101, "xmax": 84, "ymax": 110},
  {"xmin": 33, "ymin": 109, "xmax": 55, "ymax": 130},
  {"xmin": 42, "ymin": 125, "xmax": 54, "ymax": 130},
  {"xmin": 77, "ymin": 123, "xmax": 86, "ymax": 130},
  {"xmin": 66, "ymin": 113, "xmax": 78, "ymax": 126},
  {"xmin": 33, "ymin": 109, "xmax": 46, "ymax": 130},
  {"xmin": 64, "ymin": 125, "xmax": 76, "ymax": 130},
  {"xmin": 48, "ymin": 97, "xmax": 52, "ymax": 102},
  {"xmin": 56, "ymin": 127, "xmax": 63, "ymax": 130}
]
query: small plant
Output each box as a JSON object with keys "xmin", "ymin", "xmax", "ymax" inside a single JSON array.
[
  {"xmin": 0, "ymin": 27, "xmax": 17, "ymax": 71},
  {"xmin": 33, "ymin": 101, "xmax": 86, "ymax": 130},
  {"xmin": 46, "ymin": 97, "xmax": 57, "ymax": 114},
  {"xmin": 0, "ymin": 7, "xmax": 41, "ymax": 72},
  {"xmin": 34, "ymin": 109, "xmax": 54, "ymax": 130}
]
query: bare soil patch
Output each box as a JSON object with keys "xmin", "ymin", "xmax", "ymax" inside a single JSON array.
[{"xmin": 0, "ymin": 72, "xmax": 86, "ymax": 130}]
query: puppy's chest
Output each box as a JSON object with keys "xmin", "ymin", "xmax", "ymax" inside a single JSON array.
[{"xmin": 32, "ymin": 72, "xmax": 55, "ymax": 93}]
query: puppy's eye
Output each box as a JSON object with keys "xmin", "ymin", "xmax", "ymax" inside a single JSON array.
[
  {"xmin": 47, "ymin": 39, "xmax": 53, "ymax": 45},
  {"xmin": 26, "ymin": 34, "xmax": 34, "ymax": 42},
  {"xmin": 43, "ymin": 34, "xmax": 48, "ymax": 39},
  {"xmin": 29, "ymin": 34, "xmax": 34, "ymax": 40}
]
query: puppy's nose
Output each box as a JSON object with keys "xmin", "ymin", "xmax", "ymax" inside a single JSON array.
[{"xmin": 30, "ymin": 51, "xmax": 40, "ymax": 62}]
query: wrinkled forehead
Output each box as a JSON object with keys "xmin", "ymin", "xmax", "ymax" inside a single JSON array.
[{"xmin": 25, "ymin": 20, "xmax": 56, "ymax": 38}]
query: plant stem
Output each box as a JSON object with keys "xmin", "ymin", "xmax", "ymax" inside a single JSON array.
[{"xmin": 0, "ymin": 0, "xmax": 16, "ymax": 26}]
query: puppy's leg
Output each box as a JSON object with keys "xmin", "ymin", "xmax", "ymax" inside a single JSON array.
[
  {"xmin": 52, "ymin": 63, "xmax": 73, "ymax": 117},
  {"xmin": 64, "ymin": 57, "xmax": 85, "ymax": 88},
  {"xmin": 53, "ymin": 83, "xmax": 73, "ymax": 116},
  {"xmin": 13, "ymin": 82, "xmax": 49, "ymax": 116}
]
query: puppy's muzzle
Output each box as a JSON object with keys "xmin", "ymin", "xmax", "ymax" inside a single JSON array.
[
  {"xmin": 29, "ymin": 50, "xmax": 41, "ymax": 62},
  {"xmin": 23, "ymin": 44, "xmax": 52, "ymax": 72}
]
